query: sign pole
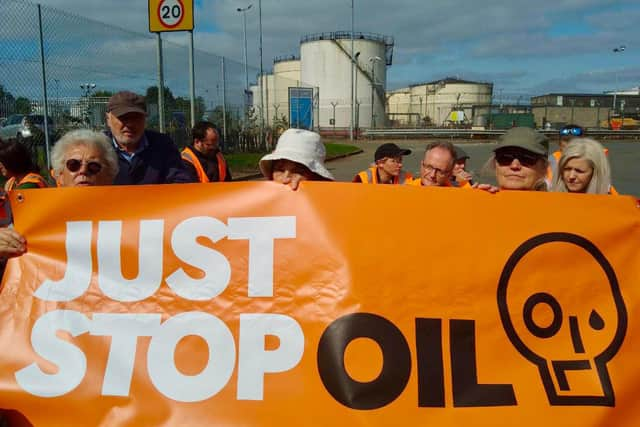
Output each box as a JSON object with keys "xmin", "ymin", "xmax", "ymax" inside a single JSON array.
[
  {"xmin": 37, "ymin": 4, "xmax": 51, "ymax": 169},
  {"xmin": 189, "ymin": 30, "xmax": 196, "ymax": 127},
  {"xmin": 156, "ymin": 32, "xmax": 165, "ymax": 133}
]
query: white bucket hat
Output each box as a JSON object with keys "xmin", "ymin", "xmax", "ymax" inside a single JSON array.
[{"xmin": 259, "ymin": 128, "xmax": 334, "ymax": 181}]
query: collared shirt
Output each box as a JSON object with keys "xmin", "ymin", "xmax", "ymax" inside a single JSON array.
[{"xmin": 112, "ymin": 134, "xmax": 149, "ymax": 163}]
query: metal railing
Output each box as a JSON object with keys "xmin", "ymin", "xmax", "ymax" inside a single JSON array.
[{"xmin": 363, "ymin": 128, "xmax": 640, "ymax": 138}]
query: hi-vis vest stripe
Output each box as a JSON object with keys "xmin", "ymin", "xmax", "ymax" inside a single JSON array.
[
  {"xmin": 181, "ymin": 147, "xmax": 227, "ymax": 183},
  {"xmin": 357, "ymin": 167, "xmax": 412, "ymax": 184},
  {"xmin": 4, "ymin": 173, "xmax": 48, "ymax": 191}
]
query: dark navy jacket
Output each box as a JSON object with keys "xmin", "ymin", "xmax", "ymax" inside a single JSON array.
[{"xmin": 109, "ymin": 130, "xmax": 195, "ymax": 185}]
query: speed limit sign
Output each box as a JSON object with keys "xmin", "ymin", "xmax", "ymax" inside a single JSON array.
[{"xmin": 149, "ymin": 0, "xmax": 193, "ymax": 32}]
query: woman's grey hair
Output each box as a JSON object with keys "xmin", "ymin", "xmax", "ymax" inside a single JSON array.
[
  {"xmin": 51, "ymin": 129, "xmax": 119, "ymax": 180},
  {"xmin": 552, "ymin": 138, "xmax": 611, "ymax": 194}
]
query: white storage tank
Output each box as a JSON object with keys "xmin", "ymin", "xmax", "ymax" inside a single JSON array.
[
  {"xmin": 411, "ymin": 78, "xmax": 493, "ymax": 126},
  {"xmin": 300, "ymin": 31, "xmax": 393, "ymax": 130},
  {"xmin": 273, "ymin": 56, "xmax": 302, "ymax": 126},
  {"xmin": 251, "ymin": 73, "xmax": 277, "ymax": 126}
]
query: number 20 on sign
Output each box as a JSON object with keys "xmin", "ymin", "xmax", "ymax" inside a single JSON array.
[{"xmin": 148, "ymin": 0, "xmax": 194, "ymax": 32}]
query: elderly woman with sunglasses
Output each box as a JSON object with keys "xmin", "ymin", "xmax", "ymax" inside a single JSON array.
[
  {"xmin": 51, "ymin": 129, "xmax": 119, "ymax": 187},
  {"xmin": 0, "ymin": 130, "xmax": 118, "ymax": 272},
  {"xmin": 476, "ymin": 127, "xmax": 549, "ymax": 192}
]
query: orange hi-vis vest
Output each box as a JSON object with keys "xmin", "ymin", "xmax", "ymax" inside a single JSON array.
[
  {"xmin": 356, "ymin": 167, "xmax": 412, "ymax": 184},
  {"xmin": 4, "ymin": 172, "xmax": 48, "ymax": 191},
  {"xmin": 181, "ymin": 147, "xmax": 227, "ymax": 183},
  {"xmin": 545, "ymin": 150, "xmax": 562, "ymax": 188}
]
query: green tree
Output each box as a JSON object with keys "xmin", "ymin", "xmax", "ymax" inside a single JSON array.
[
  {"xmin": 92, "ymin": 90, "xmax": 114, "ymax": 98},
  {"xmin": 15, "ymin": 97, "xmax": 31, "ymax": 114},
  {"xmin": 0, "ymin": 84, "xmax": 16, "ymax": 117}
]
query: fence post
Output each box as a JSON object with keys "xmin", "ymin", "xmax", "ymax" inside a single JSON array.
[
  {"xmin": 37, "ymin": 4, "xmax": 51, "ymax": 169},
  {"xmin": 156, "ymin": 33, "xmax": 165, "ymax": 133},
  {"xmin": 221, "ymin": 57, "xmax": 227, "ymax": 145}
]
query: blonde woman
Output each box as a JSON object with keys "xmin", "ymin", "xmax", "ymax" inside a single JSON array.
[{"xmin": 552, "ymin": 138, "xmax": 612, "ymax": 195}]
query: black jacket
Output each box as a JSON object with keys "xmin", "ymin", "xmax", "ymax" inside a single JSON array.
[
  {"xmin": 109, "ymin": 130, "xmax": 195, "ymax": 185},
  {"xmin": 182, "ymin": 144, "xmax": 232, "ymax": 182}
]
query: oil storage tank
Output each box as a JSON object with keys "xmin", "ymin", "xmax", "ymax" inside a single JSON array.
[
  {"xmin": 273, "ymin": 56, "xmax": 302, "ymax": 127},
  {"xmin": 300, "ymin": 31, "xmax": 393, "ymax": 130}
]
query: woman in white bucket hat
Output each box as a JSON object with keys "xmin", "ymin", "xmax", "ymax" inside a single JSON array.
[{"xmin": 259, "ymin": 128, "xmax": 334, "ymax": 190}]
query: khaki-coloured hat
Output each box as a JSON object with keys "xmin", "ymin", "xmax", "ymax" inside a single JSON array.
[
  {"xmin": 107, "ymin": 91, "xmax": 147, "ymax": 117},
  {"xmin": 494, "ymin": 127, "xmax": 548, "ymax": 156}
]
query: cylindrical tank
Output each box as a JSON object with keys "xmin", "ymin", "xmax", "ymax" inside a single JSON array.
[
  {"xmin": 300, "ymin": 32, "xmax": 392, "ymax": 129},
  {"xmin": 251, "ymin": 73, "xmax": 276, "ymax": 126},
  {"xmin": 273, "ymin": 56, "xmax": 301, "ymax": 126}
]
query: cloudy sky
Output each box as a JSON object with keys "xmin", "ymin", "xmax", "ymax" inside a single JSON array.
[{"xmin": 14, "ymin": 0, "xmax": 640, "ymax": 100}]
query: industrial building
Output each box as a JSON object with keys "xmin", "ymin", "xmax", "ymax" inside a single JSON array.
[
  {"xmin": 300, "ymin": 31, "xmax": 393, "ymax": 130},
  {"xmin": 386, "ymin": 78, "xmax": 493, "ymax": 127},
  {"xmin": 249, "ymin": 32, "xmax": 496, "ymax": 131},
  {"xmin": 531, "ymin": 92, "xmax": 640, "ymax": 128},
  {"xmin": 250, "ymin": 31, "xmax": 393, "ymax": 131}
]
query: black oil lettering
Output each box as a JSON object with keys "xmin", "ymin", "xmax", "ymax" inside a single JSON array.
[
  {"xmin": 415, "ymin": 318, "xmax": 445, "ymax": 407},
  {"xmin": 317, "ymin": 313, "xmax": 411, "ymax": 410},
  {"xmin": 450, "ymin": 319, "xmax": 517, "ymax": 407}
]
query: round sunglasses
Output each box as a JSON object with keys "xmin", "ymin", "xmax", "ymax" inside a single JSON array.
[{"xmin": 65, "ymin": 158, "xmax": 103, "ymax": 176}]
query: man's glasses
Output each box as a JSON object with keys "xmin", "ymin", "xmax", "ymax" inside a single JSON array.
[
  {"xmin": 422, "ymin": 161, "xmax": 450, "ymax": 177},
  {"xmin": 495, "ymin": 151, "xmax": 540, "ymax": 168},
  {"xmin": 65, "ymin": 159, "xmax": 103, "ymax": 176},
  {"xmin": 559, "ymin": 127, "xmax": 583, "ymax": 137}
]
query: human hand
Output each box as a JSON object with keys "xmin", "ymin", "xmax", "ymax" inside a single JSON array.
[
  {"xmin": 454, "ymin": 169, "xmax": 473, "ymax": 182},
  {"xmin": 0, "ymin": 228, "xmax": 26, "ymax": 258},
  {"xmin": 472, "ymin": 183, "xmax": 500, "ymax": 194}
]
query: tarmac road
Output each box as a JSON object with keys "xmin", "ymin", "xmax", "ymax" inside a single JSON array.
[{"xmin": 325, "ymin": 138, "xmax": 640, "ymax": 196}]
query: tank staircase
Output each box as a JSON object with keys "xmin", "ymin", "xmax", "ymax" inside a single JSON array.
[{"xmin": 331, "ymin": 39, "xmax": 386, "ymax": 109}]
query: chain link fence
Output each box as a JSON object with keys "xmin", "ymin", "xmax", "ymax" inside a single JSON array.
[{"xmin": 0, "ymin": 0, "xmax": 320, "ymax": 171}]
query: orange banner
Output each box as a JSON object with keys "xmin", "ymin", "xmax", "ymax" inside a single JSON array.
[{"xmin": 1, "ymin": 182, "xmax": 639, "ymax": 426}]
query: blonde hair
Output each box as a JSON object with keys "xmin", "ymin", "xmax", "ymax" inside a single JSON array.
[{"xmin": 552, "ymin": 138, "xmax": 611, "ymax": 194}]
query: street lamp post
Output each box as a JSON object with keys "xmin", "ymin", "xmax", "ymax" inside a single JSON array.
[
  {"xmin": 350, "ymin": 0, "xmax": 355, "ymax": 141},
  {"xmin": 258, "ymin": 0, "xmax": 264, "ymax": 146},
  {"xmin": 237, "ymin": 4, "xmax": 252, "ymax": 129},
  {"xmin": 237, "ymin": 5, "xmax": 252, "ymax": 95},
  {"xmin": 612, "ymin": 45, "xmax": 625, "ymax": 112},
  {"xmin": 353, "ymin": 52, "xmax": 360, "ymax": 134},
  {"xmin": 369, "ymin": 56, "xmax": 382, "ymax": 129}
]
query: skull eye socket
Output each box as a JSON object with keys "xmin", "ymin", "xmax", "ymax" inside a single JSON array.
[{"xmin": 523, "ymin": 292, "xmax": 563, "ymax": 338}]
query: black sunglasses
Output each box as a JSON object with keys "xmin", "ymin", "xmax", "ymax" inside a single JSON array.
[
  {"xmin": 65, "ymin": 158, "xmax": 103, "ymax": 175},
  {"xmin": 559, "ymin": 127, "xmax": 583, "ymax": 137},
  {"xmin": 495, "ymin": 151, "xmax": 540, "ymax": 167}
]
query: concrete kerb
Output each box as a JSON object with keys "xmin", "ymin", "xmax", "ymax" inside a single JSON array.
[{"xmin": 232, "ymin": 148, "xmax": 364, "ymax": 181}]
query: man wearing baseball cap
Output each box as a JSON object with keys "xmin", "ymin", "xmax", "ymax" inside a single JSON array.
[
  {"xmin": 105, "ymin": 90, "xmax": 194, "ymax": 185},
  {"xmin": 452, "ymin": 145, "xmax": 474, "ymax": 187},
  {"xmin": 353, "ymin": 143, "xmax": 413, "ymax": 184}
]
